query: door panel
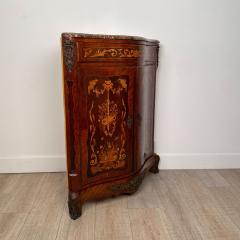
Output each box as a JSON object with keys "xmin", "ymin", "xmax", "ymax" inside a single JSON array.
[{"xmin": 78, "ymin": 66, "xmax": 135, "ymax": 186}]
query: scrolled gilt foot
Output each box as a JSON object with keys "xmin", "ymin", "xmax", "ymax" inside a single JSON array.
[
  {"xmin": 68, "ymin": 192, "xmax": 82, "ymax": 220},
  {"xmin": 149, "ymin": 154, "xmax": 160, "ymax": 174}
]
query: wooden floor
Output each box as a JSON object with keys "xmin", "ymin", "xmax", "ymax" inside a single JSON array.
[{"xmin": 1, "ymin": 170, "xmax": 240, "ymax": 240}]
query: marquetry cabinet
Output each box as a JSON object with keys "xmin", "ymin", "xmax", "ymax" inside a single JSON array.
[{"xmin": 61, "ymin": 33, "xmax": 160, "ymax": 219}]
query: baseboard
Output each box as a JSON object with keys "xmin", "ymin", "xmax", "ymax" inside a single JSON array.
[
  {"xmin": 159, "ymin": 153, "xmax": 240, "ymax": 169},
  {"xmin": 0, "ymin": 153, "xmax": 240, "ymax": 173},
  {"xmin": 0, "ymin": 156, "xmax": 66, "ymax": 173}
]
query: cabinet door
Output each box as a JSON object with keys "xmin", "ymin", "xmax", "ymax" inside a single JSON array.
[{"xmin": 78, "ymin": 66, "xmax": 135, "ymax": 186}]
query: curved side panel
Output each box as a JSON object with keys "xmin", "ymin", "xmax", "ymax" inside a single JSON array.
[{"xmin": 134, "ymin": 45, "xmax": 158, "ymax": 170}]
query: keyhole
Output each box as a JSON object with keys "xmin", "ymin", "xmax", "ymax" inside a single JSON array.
[{"xmin": 127, "ymin": 116, "xmax": 132, "ymax": 128}]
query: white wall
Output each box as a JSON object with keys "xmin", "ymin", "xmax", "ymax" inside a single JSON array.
[{"xmin": 0, "ymin": 0, "xmax": 240, "ymax": 172}]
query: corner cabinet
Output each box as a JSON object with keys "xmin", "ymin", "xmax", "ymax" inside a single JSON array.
[{"xmin": 61, "ymin": 33, "xmax": 160, "ymax": 219}]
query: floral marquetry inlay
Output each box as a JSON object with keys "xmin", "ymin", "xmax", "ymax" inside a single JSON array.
[
  {"xmin": 83, "ymin": 48, "xmax": 141, "ymax": 58},
  {"xmin": 87, "ymin": 77, "xmax": 128, "ymax": 176}
]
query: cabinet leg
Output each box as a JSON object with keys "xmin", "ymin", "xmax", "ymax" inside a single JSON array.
[
  {"xmin": 149, "ymin": 154, "xmax": 160, "ymax": 174},
  {"xmin": 68, "ymin": 192, "xmax": 82, "ymax": 220}
]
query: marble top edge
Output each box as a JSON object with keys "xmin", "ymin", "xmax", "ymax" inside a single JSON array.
[{"xmin": 61, "ymin": 32, "xmax": 159, "ymax": 44}]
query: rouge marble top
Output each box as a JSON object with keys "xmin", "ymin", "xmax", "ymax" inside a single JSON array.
[{"xmin": 62, "ymin": 32, "xmax": 159, "ymax": 44}]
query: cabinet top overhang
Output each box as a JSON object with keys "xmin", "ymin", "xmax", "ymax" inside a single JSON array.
[{"xmin": 62, "ymin": 32, "xmax": 159, "ymax": 45}]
